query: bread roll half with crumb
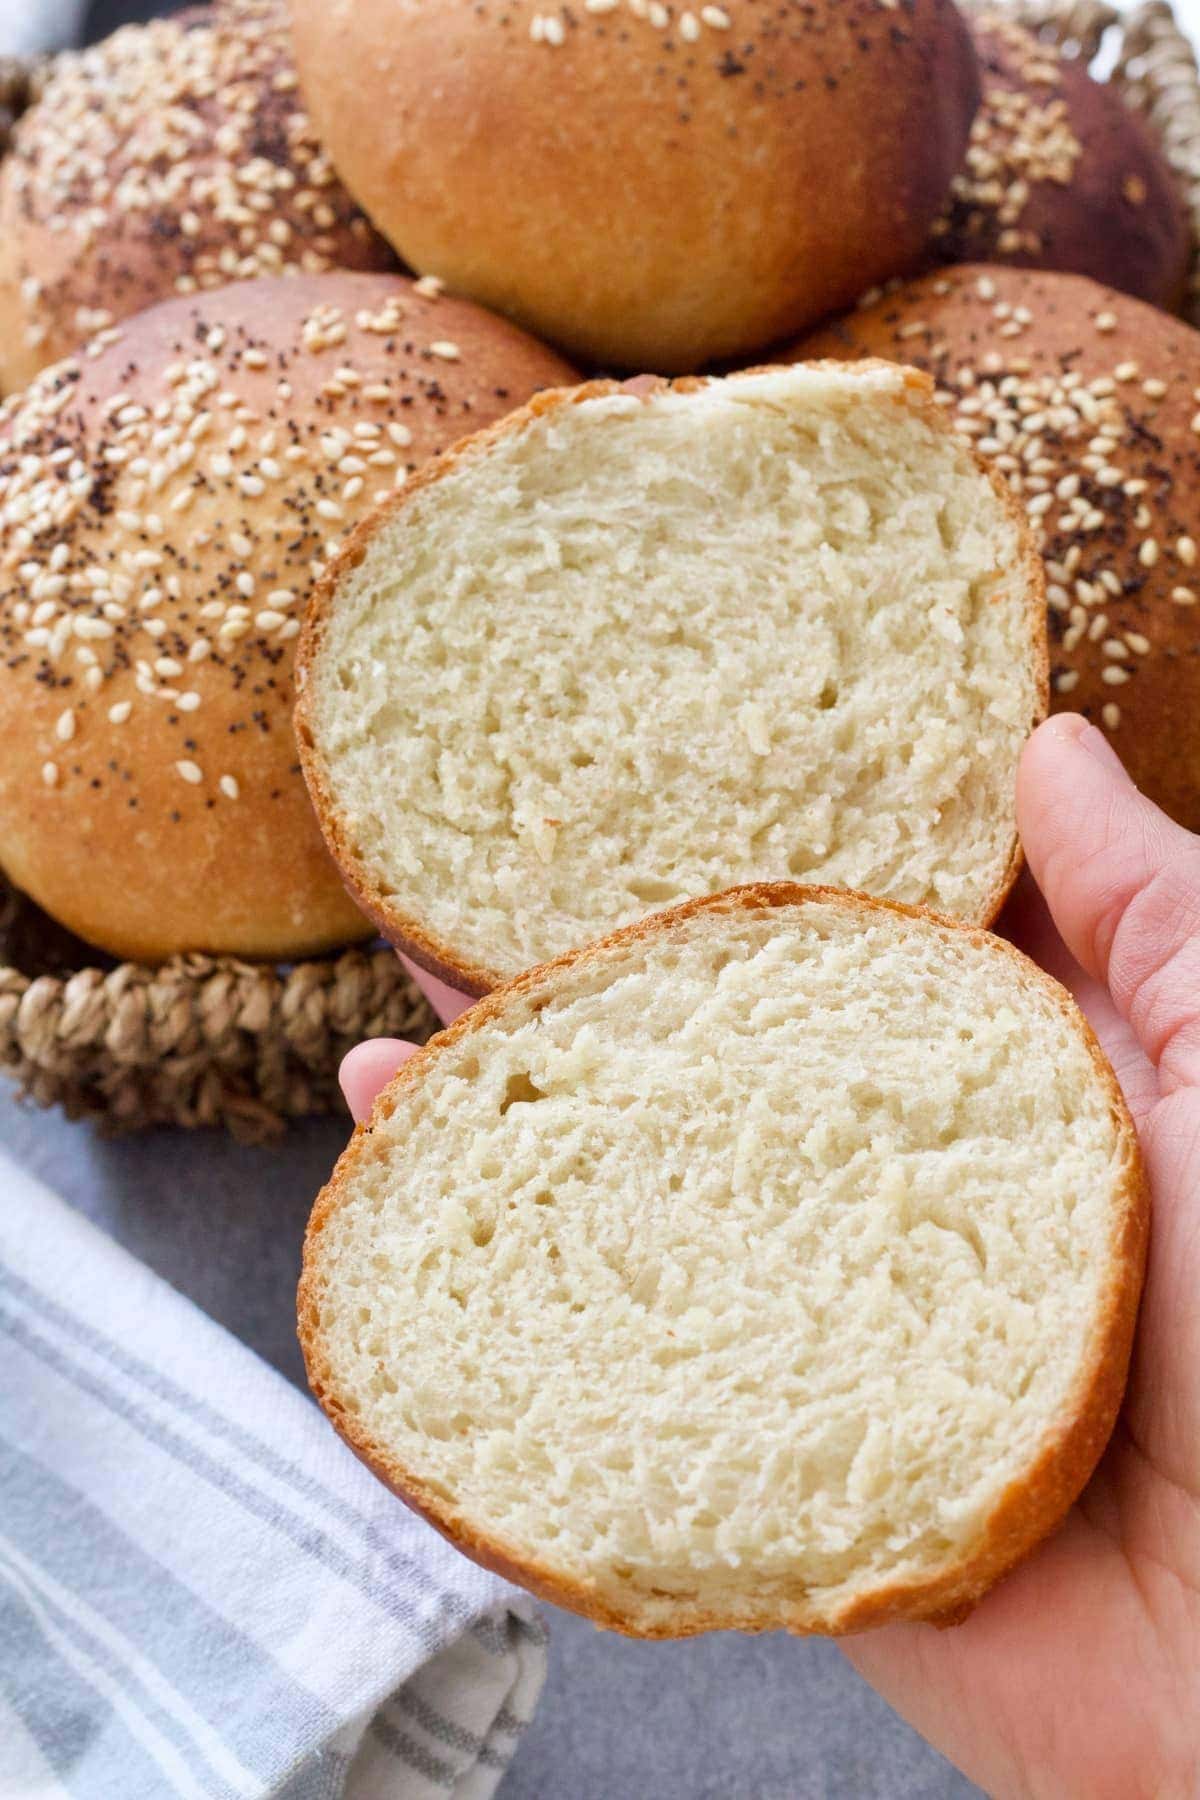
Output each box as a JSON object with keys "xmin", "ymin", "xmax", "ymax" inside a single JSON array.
[
  {"xmin": 297, "ymin": 362, "xmax": 1047, "ymax": 992},
  {"xmin": 299, "ymin": 883, "xmax": 1147, "ymax": 1638}
]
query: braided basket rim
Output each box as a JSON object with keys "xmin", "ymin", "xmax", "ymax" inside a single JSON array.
[{"xmin": 1, "ymin": 0, "xmax": 1198, "ymax": 1136}]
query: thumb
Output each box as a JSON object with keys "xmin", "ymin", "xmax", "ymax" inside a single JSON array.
[{"xmin": 1017, "ymin": 715, "xmax": 1200, "ymax": 1095}]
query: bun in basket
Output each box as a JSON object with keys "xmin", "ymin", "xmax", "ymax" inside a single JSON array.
[
  {"xmin": 795, "ymin": 265, "xmax": 1200, "ymax": 832},
  {"xmin": 0, "ymin": 0, "xmax": 397, "ymax": 392},
  {"xmin": 930, "ymin": 12, "xmax": 1188, "ymax": 306},
  {"xmin": 0, "ymin": 273, "xmax": 576, "ymax": 961},
  {"xmin": 296, "ymin": 362, "xmax": 1046, "ymax": 992},
  {"xmin": 299, "ymin": 884, "xmax": 1148, "ymax": 1638},
  {"xmin": 287, "ymin": 0, "xmax": 980, "ymax": 372}
]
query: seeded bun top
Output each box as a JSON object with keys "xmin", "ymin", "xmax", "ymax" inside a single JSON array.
[
  {"xmin": 288, "ymin": 0, "xmax": 980, "ymax": 372},
  {"xmin": 0, "ymin": 272, "xmax": 577, "ymax": 961},
  {"xmin": 795, "ymin": 265, "xmax": 1200, "ymax": 832},
  {"xmin": 0, "ymin": 0, "xmax": 398, "ymax": 393},
  {"xmin": 930, "ymin": 12, "xmax": 1188, "ymax": 307}
]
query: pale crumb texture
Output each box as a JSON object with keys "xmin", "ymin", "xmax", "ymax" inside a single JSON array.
[
  {"xmin": 304, "ymin": 895, "xmax": 1132, "ymax": 1634},
  {"xmin": 309, "ymin": 365, "xmax": 1041, "ymax": 980}
]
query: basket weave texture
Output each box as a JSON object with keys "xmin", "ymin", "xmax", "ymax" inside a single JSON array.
[{"xmin": 1, "ymin": 0, "xmax": 1197, "ymax": 1137}]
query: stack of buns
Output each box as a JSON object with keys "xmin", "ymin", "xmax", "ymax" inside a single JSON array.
[{"xmin": 1, "ymin": 0, "xmax": 1193, "ymax": 971}]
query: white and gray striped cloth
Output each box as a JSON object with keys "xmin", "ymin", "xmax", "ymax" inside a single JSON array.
[{"xmin": 0, "ymin": 1153, "xmax": 547, "ymax": 1798}]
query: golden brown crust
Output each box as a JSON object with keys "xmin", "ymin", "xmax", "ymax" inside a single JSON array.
[
  {"xmin": 929, "ymin": 13, "xmax": 1188, "ymax": 307},
  {"xmin": 295, "ymin": 361, "xmax": 1047, "ymax": 992},
  {"xmin": 297, "ymin": 880, "xmax": 1148, "ymax": 1637},
  {"xmin": 0, "ymin": 273, "xmax": 576, "ymax": 962},
  {"xmin": 288, "ymin": 0, "xmax": 979, "ymax": 372},
  {"xmin": 793, "ymin": 264, "xmax": 1200, "ymax": 833},
  {"xmin": 0, "ymin": 0, "xmax": 398, "ymax": 392}
]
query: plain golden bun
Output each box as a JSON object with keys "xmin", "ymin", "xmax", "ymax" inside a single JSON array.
[
  {"xmin": 0, "ymin": 0, "xmax": 397, "ymax": 392},
  {"xmin": 288, "ymin": 0, "xmax": 981, "ymax": 373},
  {"xmin": 929, "ymin": 12, "xmax": 1188, "ymax": 306},
  {"xmin": 794, "ymin": 264, "xmax": 1200, "ymax": 833},
  {"xmin": 300, "ymin": 884, "xmax": 1147, "ymax": 1638},
  {"xmin": 297, "ymin": 362, "xmax": 1045, "ymax": 992},
  {"xmin": 0, "ymin": 273, "xmax": 577, "ymax": 962}
]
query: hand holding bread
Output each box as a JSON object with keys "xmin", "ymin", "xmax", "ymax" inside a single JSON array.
[
  {"xmin": 336, "ymin": 718, "xmax": 1200, "ymax": 1796},
  {"xmin": 2, "ymin": 3, "xmax": 1196, "ymax": 1784}
]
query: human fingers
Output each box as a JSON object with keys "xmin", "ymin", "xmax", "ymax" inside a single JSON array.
[
  {"xmin": 998, "ymin": 873, "xmax": 1159, "ymax": 1130},
  {"xmin": 1017, "ymin": 715, "xmax": 1200, "ymax": 1094}
]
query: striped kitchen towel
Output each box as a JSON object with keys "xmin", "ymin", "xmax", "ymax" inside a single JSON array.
[{"xmin": 0, "ymin": 1153, "xmax": 547, "ymax": 1799}]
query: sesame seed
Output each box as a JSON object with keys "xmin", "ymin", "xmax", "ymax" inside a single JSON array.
[
  {"xmin": 236, "ymin": 571, "xmax": 256, "ymax": 598},
  {"xmin": 1054, "ymin": 670, "xmax": 1079, "ymax": 693},
  {"xmin": 55, "ymin": 708, "xmax": 76, "ymax": 742},
  {"xmin": 175, "ymin": 759, "xmax": 204, "ymax": 784},
  {"xmin": 1142, "ymin": 378, "xmax": 1167, "ymax": 399},
  {"xmin": 1138, "ymin": 539, "xmax": 1159, "ymax": 568},
  {"xmin": 680, "ymin": 9, "xmax": 700, "ymax": 37},
  {"xmin": 108, "ymin": 701, "xmax": 132, "ymax": 724},
  {"xmin": 700, "ymin": 4, "xmax": 730, "ymax": 24},
  {"xmin": 1171, "ymin": 587, "xmax": 1196, "ymax": 605},
  {"xmin": 1178, "ymin": 537, "xmax": 1197, "ymax": 566},
  {"xmin": 255, "ymin": 609, "xmax": 286, "ymax": 631},
  {"xmin": 177, "ymin": 692, "xmax": 202, "ymax": 712},
  {"xmin": 429, "ymin": 341, "xmax": 461, "ymax": 362},
  {"xmin": 1102, "ymin": 703, "xmax": 1121, "ymax": 730},
  {"xmin": 41, "ymin": 761, "xmax": 58, "ymax": 788},
  {"xmin": 1093, "ymin": 312, "xmax": 1118, "ymax": 333},
  {"xmin": 1126, "ymin": 632, "xmax": 1150, "ymax": 655},
  {"xmin": 1102, "ymin": 666, "xmax": 1130, "ymax": 685},
  {"xmin": 219, "ymin": 775, "xmax": 240, "ymax": 800}
]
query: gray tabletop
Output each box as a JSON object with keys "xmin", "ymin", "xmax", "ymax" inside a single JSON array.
[{"xmin": 1, "ymin": 1086, "xmax": 977, "ymax": 1799}]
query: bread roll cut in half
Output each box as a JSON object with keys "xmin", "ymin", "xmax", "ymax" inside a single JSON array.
[
  {"xmin": 0, "ymin": 0, "xmax": 396, "ymax": 391},
  {"xmin": 795, "ymin": 266, "xmax": 1200, "ymax": 832},
  {"xmin": 299, "ymin": 885, "xmax": 1147, "ymax": 1637},
  {"xmin": 288, "ymin": 0, "xmax": 980, "ymax": 372},
  {"xmin": 297, "ymin": 363, "xmax": 1047, "ymax": 992},
  {"xmin": 0, "ymin": 272, "xmax": 576, "ymax": 961}
]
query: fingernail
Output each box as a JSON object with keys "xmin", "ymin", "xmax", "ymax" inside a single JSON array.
[
  {"xmin": 1076, "ymin": 722, "xmax": 1129, "ymax": 780},
  {"xmin": 1043, "ymin": 713, "xmax": 1129, "ymax": 780}
]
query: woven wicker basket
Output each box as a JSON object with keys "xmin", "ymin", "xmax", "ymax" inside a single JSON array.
[{"xmin": 1, "ymin": 0, "xmax": 1198, "ymax": 1138}]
